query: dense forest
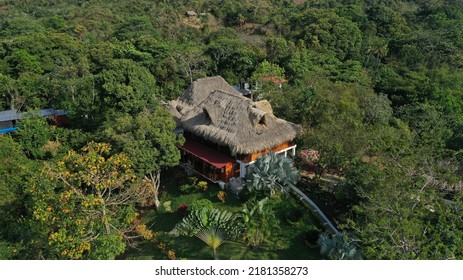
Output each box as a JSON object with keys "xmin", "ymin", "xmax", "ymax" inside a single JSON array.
[{"xmin": 1, "ymin": 0, "xmax": 462, "ymax": 260}]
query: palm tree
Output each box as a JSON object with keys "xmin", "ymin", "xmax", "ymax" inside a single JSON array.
[
  {"xmin": 171, "ymin": 208, "xmax": 244, "ymax": 259},
  {"xmin": 365, "ymin": 40, "xmax": 389, "ymax": 71},
  {"xmin": 195, "ymin": 228, "xmax": 225, "ymax": 260}
]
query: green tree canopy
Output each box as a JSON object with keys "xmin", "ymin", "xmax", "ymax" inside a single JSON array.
[
  {"xmin": 100, "ymin": 107, "xmax": 184, "ymax": 208},
  {"xmin": 15, "ymin": 115, "xmax": 52, "ymax": 159},
  {"xmin": 99, "ymin": 59, "xmax": 158, "ymax": 114},
  {"xmin": 28, "ymin": 142, "xmax": 151, "ymax": 259}
]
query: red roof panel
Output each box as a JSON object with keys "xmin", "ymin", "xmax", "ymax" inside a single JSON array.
[{"xmin": 180, "ymin": 140, "xmax": 234, "ymax": 169}]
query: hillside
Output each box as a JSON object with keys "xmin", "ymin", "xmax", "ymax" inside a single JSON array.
[{"xmin": 1, "ymin": 0, "xmax": 462, "ymax": 260}]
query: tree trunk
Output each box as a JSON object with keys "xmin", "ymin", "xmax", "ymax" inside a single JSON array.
[
  {"xmin": 102, "ymin": 206, "xmax": 111, "ymax": 235},
  {"xmin": 97, "ymin": 191, "xmax": 111, "ymax": 235},
  {"xmin": 148, "ymin": 170, "xmax": 161, "ymax": 209}
]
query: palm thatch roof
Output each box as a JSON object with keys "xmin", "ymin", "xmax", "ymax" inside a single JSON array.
[{"xmin": 169, "ymin": 76, "xmax": 301, "ymax": 156}]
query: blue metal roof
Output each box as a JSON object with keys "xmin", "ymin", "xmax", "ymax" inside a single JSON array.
[
  {"xmin": 37, "ymin": 109, "xmax": 68, "ymax": 117},
  {"xmin": 0, "ymin": 127, "xmax": 17, "ymax": 134},
  {"xmin": 0, "ymin": 108, "xmax": 68, "ymax": 134},
  {"xmin": 0, "ymin": 108, "xmax": 68, "ymax": 122},
  {"xmin": 0, "ymin": 109, "xmax": 20, "ymax": 122}
]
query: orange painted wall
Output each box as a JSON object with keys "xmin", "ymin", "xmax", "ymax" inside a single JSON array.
[
  {"xmin": 246, "ymin": 142, "xmax": 291, "ymax": 162},
  {"xmin": 219, "ymin": 162, "xmax": 234, "ymax": 181}
]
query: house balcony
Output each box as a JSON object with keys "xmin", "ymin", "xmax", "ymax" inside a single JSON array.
[{"xmin": 179, "ymin": 139, "xmax": 238, "ymax": 183}]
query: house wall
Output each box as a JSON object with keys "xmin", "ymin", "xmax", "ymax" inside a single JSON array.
[
  {"xmin": 179, "ymin": 138, "xmax": 295, "ymax": 182},
  {"xmin": 180, "ymin": 149, "xmax": 235, "ymax": 183},
  {"xmin": 0, "ymin": 120, "xmax": 14, "ymax": 129},
  {"xmin": 240, "ymin": 141, "xmax": 292, "ymax": 163},
  {"xmin": 50, "ymin": 115, "xmax": 69, "ymax": 126},
  {"xmin": 219, "ymin": 162, "xmax": 234, "ymax": 182}
]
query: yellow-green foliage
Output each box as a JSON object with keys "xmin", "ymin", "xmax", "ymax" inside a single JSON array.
[
  {"xmin": 197, "ymin": 181, "xmax": 208, "ymax": 191},
  {"xmin": 217, "ymin": 191, "xmax": 226, "ymax": 203}
]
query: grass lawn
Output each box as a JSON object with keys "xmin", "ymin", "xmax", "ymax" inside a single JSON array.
[{"xmin": 121, "ymin": 169, "xmax": 323, "ymax": 260}]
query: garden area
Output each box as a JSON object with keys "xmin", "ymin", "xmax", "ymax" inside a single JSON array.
[{"xmin": 120, "ymin": 166, "xmax": 323, "ymax": 260}]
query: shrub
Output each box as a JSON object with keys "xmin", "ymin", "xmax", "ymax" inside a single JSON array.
[
  {"xmin": 188, "ymin": 176, "xmax": 198, "ymax": 185},
  {"xmin": 190, "ymin": 199, "xmax": 214, "ymax": 212},
  {"xmin": 167, "ymin": 250, "xmax": 176, "ymax": 260},
  {"xmin": 179, "ymin": 184, "xmax": 196, "ymax": 194},
  {"xmin": 163, "ymin": 201, "xmax": 172, "ymax": 213},
  {"xmin": 317, "ymin": 232, "xmax": 361, "ymax": 260},
  {"xmin": 177, "ymin": 204, "xmax": 188, "ymax": 215},
  {"xmin": 197, "ymin": 181, "xmax": 208, "ymax": 191},
  {"xmin": 285, "ymin": 208, "xmax": 304, "ymax": 224},
  {"xmin": 217, "ymin": 191, "xmax": 226, "ymax": 203},
  {"xmin": 241, "ymin": 198, "xmax": 278, "ymax": 248}
]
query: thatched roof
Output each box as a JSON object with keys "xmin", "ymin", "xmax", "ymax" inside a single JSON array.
[
  {"xmin": 185, "ymin": 10, "xmax": 197, "ymax": 16},
  {"xmin": 169, "ymin": 76, "xmax": 301, "ymax": 156}
]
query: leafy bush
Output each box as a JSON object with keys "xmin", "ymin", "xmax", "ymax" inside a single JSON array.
[
  {"xmin": 197, "ymin": 181, "xmax": 208, "ymax": 191},
  {"xmin": 241, "ymin": 198, "xmax": 278, "ymax": 248},
  {"xmin": 177, "ymin": 204, "xmax": 188, "ymax": 215},
  {"xmin": 179, "ymin": 184, "xmax": 196, "ymax": 194},
  {"xmin": 188, "ymin": 176, "xmax": 198, "ymax": 185},
  {"xmin": 162, "ymin": 201, "xmax": 172, "ymax": 213},
  {"xmin": 217, "ymin": 191, "xmax": 226, "ymax": 203},
  {"xmin": 317, "ymin": 232, "xmax": 361, "ymax": 260},
  {"xmin": 190, "ymin": 199, "xmax": 214, "ymax": 212},
  {"xmin": 285, "ymin": 208, "xmax": 304, "ymax": 224}
]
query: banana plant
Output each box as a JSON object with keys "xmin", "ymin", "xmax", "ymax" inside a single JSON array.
[
  {"xmin": 241, "ymin": 197, "xmax": 269, "ymax": 224},
  {"xmin": 240, "ymin": 197, "xmax": 277, "ymax": 247}
]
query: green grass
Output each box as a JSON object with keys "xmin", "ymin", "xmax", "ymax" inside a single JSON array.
[{"xmin": 121, "ymin": 169, "xmax": 323, "ymax": 260}]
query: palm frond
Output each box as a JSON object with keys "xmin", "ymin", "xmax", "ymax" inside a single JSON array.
[{"xmin": 195, "ymin": 228, "xmax": 225, "ymax": 250}]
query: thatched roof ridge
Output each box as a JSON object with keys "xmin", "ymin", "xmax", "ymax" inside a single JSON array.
[
  {"xmin": 170, "ymin": 77, "xmax": 301, "ymax": 155},
  {"xmin": 177, "ymin": 76, "xmax": 241, "ymax": 112},
  {"xmin": 253, "ymin": 100, "xmax": 274, "ymax": 116}
]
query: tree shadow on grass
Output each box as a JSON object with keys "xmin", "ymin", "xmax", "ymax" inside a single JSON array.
[{"xmin": 152, "ymin": 212, "xmax": 183, "ymax": 232}]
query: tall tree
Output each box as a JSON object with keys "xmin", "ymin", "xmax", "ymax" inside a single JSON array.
[
  {"xmin": 0, "ymin": 136, "xmax": 37, "ymax": 259},
  {"xmin": 101, "ymin": 107, "xmax": 184, "ymax": 208},
  {"xmin": 345, "ymin": 160, "xmax": 463, "ymax": 259},
  {"xmin": 291, "ymin": 9, "xmax": 362, "ymax": 60},
  {"xmin": 28, "ymin": 142, "xmax": 151, "ymax": 259},
  {"xmin": 15, "ymin": 115, "xmax": 52, "ymax": 159},
  {"xmin": 99, "ymin": 59, "xmax": 158, "ymax": 115},
  {"xmin": 172, "ymin": 46, "xmax": 210, "ymax": 83}
]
